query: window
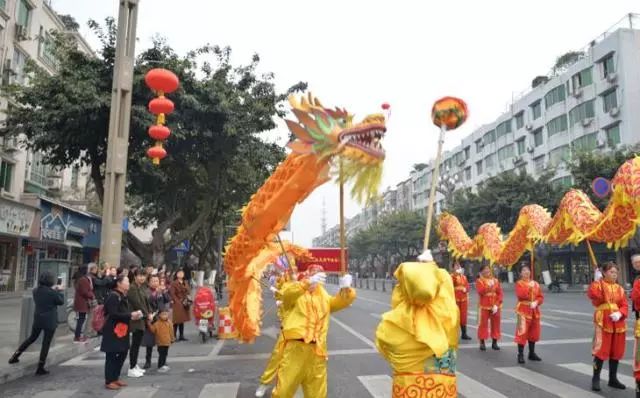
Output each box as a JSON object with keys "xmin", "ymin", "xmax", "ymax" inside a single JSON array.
[
  {"xmin": 476, "ymin": 160, "xmax": 483, "ymax": 175},
  {"xmin": 475, "ymin": 139, "xmax": 483, "ymax": 153},
  {"xmin": 515, "ymin": 112, "xmax": 524, "ymax": 130},
  {"xmin": 38, "ymin": 30, "xmax": 57, "ymax": 69},
  {"xmin": 572, "ymin": 67, "xmax": 593, "ymax": 90},
  {"xmin": 496, "ymin": 119, "xmax": 512, "ymax": 138},
  {"xmin": 464, "ymin": 146, "xmax": 470, "ymax": 160},
  {"xmin": 71, "ymin": 165, "xmax": 79, "ymax": 189},
  {"xmin": 29, "ymin": 152, "xmax": 48, "ymax": 186},
  {"xmin": 516, "ymin": 138, "xmax": 526, "ymax": 155},
  {"xmin": 551, "ymin": 176, "xmax": 573, "ymax": 189},
  {"xmin": 572, "ymin": 132, "xmax": 598, "ymax": 153},
  {"xmin": 0, "ymin": 161, "xmax": 12, "ymax": 192},
  {"xmin": 602, "ymin": 54, "xmax": 615, "ymax": 78},
  {"xmin": 544, "ymin": 85, "xmax": 566, "ymax": 109},
  {"xmin": 464, "ymin": 167, "xmax": 471, "ymax": 181},
  {"xmin": 549, "ymin": 145, "xmax": 571, "ymax": 167},
  {"xmin": 0, "ymin": 0, "xmax": 6, "ymax": 11},
  {"xmin": 530, "ymin": 101, "xmax": 542, "ymax": 120},
  {"xmin": 568, "ymin": 100, "xmax": 595, "ymax": 126},
  {"xmin": 602, "ymin": 89, "xmax": 617, "ymax": 113},
  {"xmin": 454, "ymin": 151, "xmax": 464, "ymax": 165},
  {"xmin": 16, "ymin": 0, "xmax": 30, "ymax": 28},
  {"xmin": 547, "ymin": 114, "xmax": 568, "ymax": 137},
  {"xmin": 533, "ymin": 155, "xmax": 545, "ymax": 172},
  {"xmin": 483, "ymin": 130, "xmax": 496, "ymax": 145},
  {"xmin": 484, "ymin": 154, "xmax": 495, "ymax": 169},
  {"xmin": 605, "ymin": 124, "xmax": 620, "ymax": 147},
  {"xmin": 497, "ymin": 144, "xmax": 515, "ymax": 162},
  {"xmin": 11, "ymin": 48, "xmax": 27, "ymax": 85},
  {"xmin": 533, "ymin": 128, "xmax": 543, "ymax": 147}
]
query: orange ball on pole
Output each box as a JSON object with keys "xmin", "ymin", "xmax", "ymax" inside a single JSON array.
[{"xmin": 431, "ymin": 96, "xmax": 468, "ymax": 130}]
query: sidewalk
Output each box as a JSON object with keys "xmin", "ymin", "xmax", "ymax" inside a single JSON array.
[{"xmin": 0, "ymin": 293, "xmax": 99, "ymax": 385}]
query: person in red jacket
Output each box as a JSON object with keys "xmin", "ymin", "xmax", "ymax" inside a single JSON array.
[
  {"xmin": 629, "ymin": 254, "xmax": 640, "ymax": 398},
  {"xmin": 476, "ymin": 264, "xmax": 503, "ymax": 351},
  {"xmin": 73, "ymin": 264, "xmax": 95, "ymax": 343},
  {"xmin": 514, "ymin": 265, "xmax": 543, "ymax": 364},
  {"xmin": 588, "ymin": 261, "xmax": 628, "ymax": 391},
  {"xmin": 451, "ymin": 262, "xmax": 471, "ymax": 340}
]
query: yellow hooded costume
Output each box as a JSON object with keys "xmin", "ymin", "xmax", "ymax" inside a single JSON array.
[{"xmin": 375, "ymin": 261, "xmax": 459, "ymax": 397}]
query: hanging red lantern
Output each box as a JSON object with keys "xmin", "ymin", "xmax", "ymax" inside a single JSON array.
[
  {"xmin": 149, "ymin": 97, "xmax": 175, "ymax": 115},
  {"xmin": 381, "ymin": 102, "xmax": 390, "ymax": 110},
  {"xmin": 148, "ymin": 125, "xmax": 170, "ymax": 141},
  {"xmin": 145, "ymin": 68, "xmax": 180, "ymax": 94},
  {"xmin": 147, "ymin": 145, "xmax": 167, "ymax": 165}
]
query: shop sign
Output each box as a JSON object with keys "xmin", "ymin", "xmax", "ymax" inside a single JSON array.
[
  {"xmin": 41, "ymin": 205, "xmax": 72, "ymax": 242},
  {"xmin": 0, "ymin": 200, "xmax": 36, "ymax": 237}
]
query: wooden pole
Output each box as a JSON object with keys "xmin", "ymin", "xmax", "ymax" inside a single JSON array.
[
  {"xmin": 339, "ymin": 159, "xmax": 347, "ymax": 275},
  {"xmin": 423, "ymin": 126, "xmax": 447, "ymax": 251}
]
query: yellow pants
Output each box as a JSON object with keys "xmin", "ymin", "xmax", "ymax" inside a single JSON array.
[
  {"xmin": 260, "ymin": 333, "xmax": 285, "ymax": 384},
  {"xmin": 272, "ymin": 340, "xmax": 327, "ymax": 398}
]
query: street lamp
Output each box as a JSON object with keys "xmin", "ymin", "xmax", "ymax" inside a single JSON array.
[{"xmin": 437, "ymin": 172, "xmax": 460, "ymax": 208}]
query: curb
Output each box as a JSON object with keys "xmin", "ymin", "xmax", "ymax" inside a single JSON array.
[{"xmin": 0, "ymin": 337, "xmax": 100, "ymax": 385}]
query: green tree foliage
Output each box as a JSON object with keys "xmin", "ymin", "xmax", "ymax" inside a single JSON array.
[{"xmin": 5, "ymin": 19, "xmax": 306, "ymax": 266}]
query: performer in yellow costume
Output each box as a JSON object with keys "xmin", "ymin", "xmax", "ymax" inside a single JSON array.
[
  {"xmin": 271, "ymin": 264, "xmax": 356, "ymax": 398},
  {"xmin": 375, "ymin": 251, "xmax": 459, "ymax": 398}
]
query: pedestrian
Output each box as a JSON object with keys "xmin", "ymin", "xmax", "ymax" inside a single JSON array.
[
  {"xmin": 183, "ymin": 263, "xmax": 193, "ymax": 288},
  {"xmin": 451, "ymin": 261, "xmax": 471, "ymax": 340},
  {"xmin": 91, "ymin": 263, "xmax": 113, "ymax": 305},
  {"xmin": 170, "ymin": 269, "xmax": 192, "ymax": 341},
  {"xmin": 146, "ymin": 309, "xmax": 175, "ymax": 373},
  {"xmin": 514, "ymin": 264, "xmax": 543, "ymax": 364},
  {"xmin": 101, "ymin": 274, "xmax": 143, "ymax": 390},
  {"xmin": 270, "ymin": 264, "xmax": 355, "ymax": 398},
  {"xmin": 8, "ymin": 271, "xmax": 64, "ymax": 375},
  {"xmin": 126, "ymin": 269, "xmax": 151, "ymax": 378},
  {"xmin": 142, "ymin": 274, "xmax": 171, "ymax": 369},
  {"xmin": 73, "ymin": 264, "xmax": 95, "ymax": 342},
  {"xmin": 629, "ymin": 254, "xmax": 640, "ymax": 398},
  {"xmin": 476, "ymin": 264, "xmax": 503, "ymax": 351},
  {"xmin": 588, "ymin": 261, "xmax": 627, "ymax": 391}
]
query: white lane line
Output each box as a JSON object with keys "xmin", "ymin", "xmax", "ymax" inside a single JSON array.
[
  {"xmin": 358, "ymin": 375, "xmax": 392, "ymax": 398},
  {"xmin": 457, "ymin": 372, "xmax": 508, "ymax": 398},
  {"xmin": 355, "ymin": 295, "xmax": 392, "ymax": 307},
  {"xmin": 33, "ymin": 390, "xmax": 77, "ymax": 398},
  {"xmin": 198, "ymin": 382, "xmax": 240, "ymax": 398},
  {"xmin": 495, "ymin": 366, "xmax": 601, "ymax": 398},
  {"xmin": 210, "ymin": 339, "xmax": 225, "ymax": 357},
  {"xmin": 114, "ymin": 387, "xmax": 157, "ymax": 398},
  {"xmin": 331, "ymin": 315, "xmax": 376, "ymax": 348},
  {"xmin": 620, "ymin": 359, "xmax": 634, "ymax": 366},
  {"xmin": 548, "ymin": 309, "xmax": 593, "ymax": 317},
  {"xmin": 558, "ymin": 362, "xmax": 636, "ymax": 387}
]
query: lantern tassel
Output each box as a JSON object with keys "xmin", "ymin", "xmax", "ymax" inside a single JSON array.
[{"xmin": 152, "ymin": 157, "xmax": 160, "ymax": 166}]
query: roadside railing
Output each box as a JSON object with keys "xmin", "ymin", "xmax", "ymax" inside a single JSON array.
[{"xmin": 326, "ymin": 275, "xmax": 397, "ymax": 292}]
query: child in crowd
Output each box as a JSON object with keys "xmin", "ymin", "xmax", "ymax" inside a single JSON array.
[{"xmin": 147, "ymin": 310, "xmax": 175, "ymax": 372}]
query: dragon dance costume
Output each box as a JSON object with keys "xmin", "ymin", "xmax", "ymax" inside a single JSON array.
[
  {"xmin": 514, "ymin": 276, "xmax": 543, "ymax": 363},
  {"xmin": 375, "ymin": 260, "xmax": 459, "ymax": 398},
  {"xmin": 631, "ymin": 274, "xmax": 640, "ymax": 398},
  {"xmin": 451, "ymin": 266, "xmax": 471, "ymax": 340},
  {"xmin": 476, "ymin": 270, "xmax": 503, "ymax": 351}
]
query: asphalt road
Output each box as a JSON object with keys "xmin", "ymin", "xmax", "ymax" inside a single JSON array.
[{"xmin": 0, "ymin": 284, "xmax": 638, "ymax": 397}]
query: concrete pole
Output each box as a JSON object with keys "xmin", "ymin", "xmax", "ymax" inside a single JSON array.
[{"xmin": 99, "ymin": 0, "xmax": 139, "ymax": 266}]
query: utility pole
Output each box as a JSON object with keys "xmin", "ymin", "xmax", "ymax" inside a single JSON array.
[{"xmin": 99, "ymin": 0, "xmax": 139, "ymax": 266}]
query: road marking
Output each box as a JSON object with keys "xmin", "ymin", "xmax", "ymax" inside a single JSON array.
[
  {"xmin": 457, "ymin": 372, "xmax": 508, "ymax": 398},
  {"xmin": 358, "ymin": 375, "xmax": 391, "ymax": 398},
  {"xmin": 355, "ymin": 296, "xmax": 392, "ymax": 307},
  {"xmin": 211, "ymin": 339, "xmax": 225, "ymax": 357},
  {"xmin": 198, "ymin": 382, "xmax": 240, "ymax": 398},
  {"xmin": 33, "ymin": 391, "xmax": 76, "ymax": 398},
  {"xmin": 114, "ymin": 386, "xmax": 157, "ymax": 398},
  {"xmin": 331, "ymin": 315, "xmax": 376, "ymax": 348},
  {"xmin": 496, "ymin": 366, "xmax": 601, "ymax": 397},
  {"xmin": 261, "ymin": 326, "xmax": 280, "ymax": 340},
  {"xmin": 620, "ymin": 359, "xmax": 634, "ymax": 366},
  {"xmin": 466, "ymin": 324, "xmax": 515, "ymax": 339},
  {"xmin": 542, "ymin": 314, "xmax": 593, "ymax": 326},
  {"xmin": 558, "ymin": 362, "xmax": 636, "ymax": 386},
  {"xmin": 548, "ymin": 309, "xmax": 593, "ymax": 317}
]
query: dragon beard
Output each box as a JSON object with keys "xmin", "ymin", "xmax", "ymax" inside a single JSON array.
[{"xmin": 334, "ymin": 156, "xmax": 383, "ymax": 205}]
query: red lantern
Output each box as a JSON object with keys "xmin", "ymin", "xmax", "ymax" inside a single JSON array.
[
  {"xmin": 149, "ymin": 97, "xmax": 175, "ymax": 115},
  {"xmin": 381, "ymin": 102, "xmax": 390, "ymax": 110},
  {"xmin": 147, "ymin": 146, "xmax": 167, "ymax": 165},
  {"xmin": 148, "ymin": 125, "xmax": 171, "ymax": 141},
  {"xmin": 145, "ymin": 68, "xmax": 179, "ymax": 94}
]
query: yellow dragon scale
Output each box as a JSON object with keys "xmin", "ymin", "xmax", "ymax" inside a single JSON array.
[{"xmin": 438, "ymin": 156, "xmax": 640, "ymax": 267}]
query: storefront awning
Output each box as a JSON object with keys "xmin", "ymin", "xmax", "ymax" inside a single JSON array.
[
  {"xmin": 68, "ymin": 226, "xmax": 86, "ymax": 236},
  {"xmin": 65, "ymin": 239, "xmax": 83, "ymax": 249}
]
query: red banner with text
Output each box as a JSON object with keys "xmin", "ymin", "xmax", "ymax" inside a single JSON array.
[{"xmin": 297, "ymin": 248, "xmax": 347, "ymax": 274}]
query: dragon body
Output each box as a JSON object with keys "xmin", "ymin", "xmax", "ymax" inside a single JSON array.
[
  {"xmin": 224, "ymin": 94, "xmax": 387, "ymax": 342},
  {"xmin": 438, "ymin": 156, "xmax": 640, "ymax": 267}
]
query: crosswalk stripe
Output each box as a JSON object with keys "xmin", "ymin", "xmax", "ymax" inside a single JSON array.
[
  {"xmin": 496, "ymin": 366, "xmax": 601, "ymax": 397},
  {"xmin": 358, "ymin": 375, "xmax": 392, "ymax": 398},
  {"xmin": 558, "ymin": 362, "xmax": 636, "ymax": 386},
  {"xmin": 114, "ymin": 386, "xmax": 157, "ymax": 398},
  {"xmin": 198, "ymin": 382, "xmax": 240, "ymax": 398},
  {"xmin": 620, "ymin": 359, "xmax": 634, "ymax": 366},
  {"xmin": 33, "ymin": 390, "xmax": 76, "ymax": 398},
  {"xmin": 457, "ymin": 372, "xmax": 508, "ymax": 398}
]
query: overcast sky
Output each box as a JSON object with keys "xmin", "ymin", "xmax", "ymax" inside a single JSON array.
[{"xmin": 51, "ymin": 0, "xmax": 638, "ymax": 246}]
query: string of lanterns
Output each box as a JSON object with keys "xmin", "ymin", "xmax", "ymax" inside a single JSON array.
[{"xmin": 144, "ymin": 68, "xmax": 180, "ymax": 165}]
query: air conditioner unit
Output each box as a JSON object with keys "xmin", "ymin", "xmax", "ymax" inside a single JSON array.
[
  {"xmin": 606, "ymin": 72, "xmax": 617, "ymax": 83},
  {"xmin": 581, "ymin": 117, "xmax": 593, "ymax": 127},
  {"xmin": 526, "ymin": 146, "xmax": 534, "ymax": 153},
  {"xmin": 14, "ymin": 24, "xmax": 27, "ymax": 41},
  {"xmin": 609, "ymin": 107, "xmax": 620, "ymax": 117},
  {"xmin": 573, "ymin": 88, "xmax": 583, "ymax": 98},
  {"xmin": 596, "ymin": 138, "xmax": 606, "ymax": 148},
  {"xmin": 525, "ymin": 123, "xmax": 533, "ymax": 131}
]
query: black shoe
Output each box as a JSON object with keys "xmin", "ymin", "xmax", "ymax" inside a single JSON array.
[
  {"xmin": 460, "ymin": 326, "xmax": 472, "ymax": 340},
  {"xmin": 517, "ymin": 353, "xmax": 525, "ymax": 364},
  {"xmin": 143, "ymin": 361, "xmax": 151, "ymax": 370},
  {"xmin": 528, "ymin": 342, "xmax": 541, "ymax": 361},
  {"xmin": 35, "ymin": 367, "xmax": 49, "ymax": 376},
  {"xmin": 635, "ymin": 380, "xmax": 640, "ymax": 398},
  {"xmin": 479, "ymin": 340, "xmax": 486, "ymax": 351},
  {"xmin": 491, "ymin": 339, "xmax": 500, "ymax": 350},
  {"xmin": 608, "ymin": 360, "xmax": 626, "ymax": 389},
  {"xmin": 178, "ymin": 337, "xmax": 188, "ymax": 342},
  {"xmin": 592, "ymin": 357, "xmax": 603, "ymax": 391},
  {"xmin": 8, "ymin": 351, "xmax": 20, "ymax": 364}
]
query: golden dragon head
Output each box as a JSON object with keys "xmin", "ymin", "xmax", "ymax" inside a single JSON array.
[{"xmin": 285, "ymin": 93, "xmax": 386, "ymax": 202}]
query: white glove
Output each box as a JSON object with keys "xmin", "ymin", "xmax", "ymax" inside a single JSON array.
[
  {"xmin": 528, "ymin": 281, "xmax": 535, "ymax": 288},
  {"xmin": 462, "ymin": 288, "xmax": 467, "ymax": 293},
  {"xmin": 530, "ymin": 301, "xmax": 538, "ymax": 309},
  {"xmin": 339, "ymin": 274, "xmax": 353, "ymax": 289},
  {"xmin": 610, "ymin": 311, "xmax": 622, "ymax": 322},
  {"xmin": 492, "ymin": 305, "xmax": 498, "ymax": 314},
  {"xmin": 276, "ymin": 300, "xmax": 282, "ymax": 307},
  {"xmin": 309, "ymin": 272, "xmax": 327, "ymax": 288},
  {"xmin": 269, "ymin": 286, "xmax": 278, "ymax": 293},
  {"xmin": 594, "ymin": 269, "xmax": 603, "ymax": 281},
  {"xmin": 488, "ymin": 280, "xmax": 495, "ymax": 287}
]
